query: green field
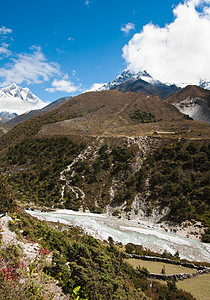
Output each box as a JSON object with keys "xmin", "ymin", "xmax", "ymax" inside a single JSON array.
[
  {"xmin": 177, "ymin": 274, "xmax": 210, "ymax": 300},
  {"xmin": 126, "ymin": 258, "xmax": 210, "ymax": 300},
  {"xmin": 125, "ymin": 258, "xmax": 196, "ymax": 275}
]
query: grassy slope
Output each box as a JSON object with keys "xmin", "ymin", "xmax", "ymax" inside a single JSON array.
[
  {"xmin": 126, "ymin": 258, "xmax": 210, "ymax": 300},
  {"xmin": 125, "ymin": 258, "xmax": 196, "ymax": 275},
  {"xmin": 177, "ymin": 274, "xmax": 210, "ymax": 300}
]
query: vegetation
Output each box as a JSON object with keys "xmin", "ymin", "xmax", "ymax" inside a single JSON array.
[
  {"xmin": 125, "ymin": 243, "xmax": 180, "ymax": 260},
  {"xmin": 125, "ymin": 259, "xmax": 196, "ymax": 276},
  {"xmin": 130, "ymin": 110, "xmax": 158, "ymax": 123},
  {"xmin": 0, "ymin": 110, "xmax": 83, "ymax": 151},
  {"xmin": 1, "ymin": 137, "xmax": 209, "ymax": 235},
  {"xmin": 0, "ymin": 175, "xmax": 16, "ymax": 215},
  {"xmin": 145, "ymin": 141, "xmax": 210, "ymax": 230},
  {"xmin": 177, "ymin": 274, "xmax": 210, "ymax": 300},
  {"xmin": 1, "ymin": 209, "xmax": 196, "ymax": 299},
  {"xmin": 1, "ymin": 137, "xmax": 84, "ymax": 207},
  {"xmin": 1, "ymin": 139, "xmax": 140, "ymax": 212},
  {"xmin": 0, "ymin": 89, "xmax": 209, "ymax": 298}
]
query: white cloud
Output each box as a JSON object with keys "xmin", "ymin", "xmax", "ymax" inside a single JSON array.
[
  {"xmin": 68, "ymin": 37, "xmax": 74, "ymax": 41},
  {"xmin": 85, "ymin": 0, "xmax": 90, "ymax": 6},
  {"xmin": 122, "ymin": 0, "xmax": 210, "ymax": 85},
  {"xmin": 0, "ymin": 43, "xmax": 12, "ymax": 58},
  {"xmin": 84, "ymin": 83, "xmax": 106, "ymax": 93},
  {"xmin": 121, "ymin": 23, "xmax": 135, "ymax": 34},
  {"xmin": 0, "ymin": 26, "xmax": 12, "ymax": 35},
  {"xmin": 45, "ymin": 79, "xmax": 79, "ymax": 93},
  {"xmin": 0, "ymin": 46, "xmax": 60, "ymax": 87}
]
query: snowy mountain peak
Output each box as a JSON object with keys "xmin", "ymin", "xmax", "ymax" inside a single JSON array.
[
  {"xmin": 98, "ymin": 69, "xmax": 210, "ymax": 94},
  {"xmin": 102, "ymin": 68, "xmax": 155, "ymax": 91},
  {"xmin": 1, "ymin": 83, "xmax": 42, "ymax": 104},
  {"xmin": 0, "ymin": 83, "xmax": 46, "ymax": 115},
  {"xmin": 0, "ymin": 111, "xmax": 18, "ymax": 123}
]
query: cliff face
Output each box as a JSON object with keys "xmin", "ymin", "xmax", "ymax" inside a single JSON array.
[
  {"xmin": 166, "ymin": 85, "xmax": 210, "ymax": 123},
  {"xmin": 172, "ymin": 97, "xmax": 210, "ymax": 123}
]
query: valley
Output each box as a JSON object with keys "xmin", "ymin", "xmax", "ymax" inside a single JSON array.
[
  {"xmin": 1, "ymin": 0, "xmax": 210, "ymax": 298},
  {"xmin": 0, "ymin": 89, "xmax": 209, "ymax": 300}
]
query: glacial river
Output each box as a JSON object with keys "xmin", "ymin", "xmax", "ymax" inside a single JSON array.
[{"xmin": 26, "ymin": 209, "xmax": 210, "ymax": 263}]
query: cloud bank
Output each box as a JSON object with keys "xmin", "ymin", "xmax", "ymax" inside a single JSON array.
[{"xmin": 122, "ymin": 0, "xmax": 210, "ymax": 85}]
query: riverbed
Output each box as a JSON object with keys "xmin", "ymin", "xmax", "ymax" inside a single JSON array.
[{"xmin": 26, "ymin": 209, "xmax": 210, "ymax": 263}]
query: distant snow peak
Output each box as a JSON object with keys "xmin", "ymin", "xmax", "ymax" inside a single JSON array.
[
  {"xmin": 0, "ymin": 111, "xmax": 18, "ymax": 123},
  {"xmin": 1, "ymin": 83, "xmax": 41, "ymax": 103},
  {"xmin": 100, "ymin": 68, "xmax": 155, "ymax": 91},
  {"xmin": 0, "ymin": 83, "xmax": 46, "ymax": 115}
]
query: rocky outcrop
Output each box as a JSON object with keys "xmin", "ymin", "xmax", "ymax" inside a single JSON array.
[{"xmin": 173, "ymin": 97, "xmax": 210, "ymax": 123}]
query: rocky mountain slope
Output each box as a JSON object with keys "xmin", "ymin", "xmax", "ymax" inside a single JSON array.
[{"xmin": 166, "ymin": 85, "xmax": 210, "ymax": 123}]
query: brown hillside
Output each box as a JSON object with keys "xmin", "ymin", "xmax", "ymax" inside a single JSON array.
[
  {"xmin": 166, "ymin": 85, "xmax": 210, "ymax": 106},
  {"xmin": 37, "ymin": 90, "xmax": 188, "ymax": 137},
  {"xmin": 0, "ymin": 90, "xmax": 209, "ymax": 150}
]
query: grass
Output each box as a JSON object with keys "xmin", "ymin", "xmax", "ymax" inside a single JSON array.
[
  {"xmin": 126, "ymin": 258, "xmax": 210, "ymax": 300},
  {"xmin": 177, "ymin": 273, "xmax": 210, "ymax": 300},
  {"xmin": 125, "ymin": 258, "xmax": 196, "ymax": 275}
]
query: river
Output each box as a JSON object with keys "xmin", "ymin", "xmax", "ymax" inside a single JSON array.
[{"xmin": 26, "ymin": 209, "xmax": 210, "ymax": 263}]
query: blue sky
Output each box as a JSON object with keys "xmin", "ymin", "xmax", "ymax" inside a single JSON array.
[{"xmin": 0, "ymin": 0, "xmax": 210, "ymax": 105}]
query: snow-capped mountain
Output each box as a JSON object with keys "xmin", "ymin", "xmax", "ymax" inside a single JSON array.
[
  {"xmin": 0, "ymin": 111, "xmax": 18, "ymax": 123},
  {"xmin": 99, "ymin": 69, "xmax": 181, "ymax": 99},
  {"xmin": 100, "ymin": 69, "xmax": 155, "ymax": 90},
  {"xmin": 98, "ymin": 69, "xmax": 210, "ymax": 97},
  {"xmin": 0, "ymin": 83, "xmax": 46, "ymax": 115}
]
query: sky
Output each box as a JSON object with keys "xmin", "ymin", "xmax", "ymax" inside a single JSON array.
[{"xmin": 0, "ymin": 0, "xmax": 210, "ymax": 107}]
